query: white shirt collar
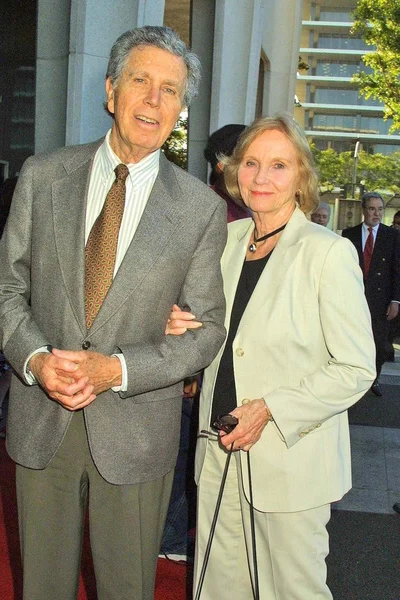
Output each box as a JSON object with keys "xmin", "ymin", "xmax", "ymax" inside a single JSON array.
[
  {"xmin": 98, "ymin": 130, "xmax": 160, "ymax": 186},
  {"xmin": 362, "ymin": 222, "xmax": 380, "ymax": 233}
]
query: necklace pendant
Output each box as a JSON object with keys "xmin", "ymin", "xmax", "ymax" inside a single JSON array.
[{"xmin": 249, "ymin": 243, "xmax": 257, "ymax": 253}]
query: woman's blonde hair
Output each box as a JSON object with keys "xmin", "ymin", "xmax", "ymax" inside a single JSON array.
[{"xmin": 221, "ymin": 114, "xmax": 319, "ymax": 215}]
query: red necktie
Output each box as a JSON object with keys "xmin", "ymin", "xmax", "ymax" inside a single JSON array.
[{"xmin": 363, "ymin": 226, "xmax": 374, "ymax": 279}]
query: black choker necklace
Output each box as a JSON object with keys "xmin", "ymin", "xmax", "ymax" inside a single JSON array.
[{"xmin": 249, "ymin": 223, "xmax": 287, "ymax": 253}]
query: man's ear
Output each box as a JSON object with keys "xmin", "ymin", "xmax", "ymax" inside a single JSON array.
[{"xmin": 105, "ymin": 78, "xmax": 115, "ymax": 115}]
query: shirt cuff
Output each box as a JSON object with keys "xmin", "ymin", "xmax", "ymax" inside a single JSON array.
[
  {"xmin": 391, "ymin": 300, "xmax": 400, "ymax": 304},
  {"xmin": 112, "ymin": 353, "xmax": 127, "ymax": 392},
  {"xmin": 24, "ymin": 346, "xmax": 52, "ymax": 385}
]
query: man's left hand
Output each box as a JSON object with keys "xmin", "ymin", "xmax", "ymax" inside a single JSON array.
[
  {"xmin": 52, "ymin": 348, "xmax": 122, "ymax": 394},
  {"xmin": 386, "ymin": 302, "xmax": 399, "ymax": 321}
]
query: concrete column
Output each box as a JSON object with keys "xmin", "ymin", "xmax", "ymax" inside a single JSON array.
[
  {"xmin": 187, "ymin": 0, "xmax": 215, "ymax": 181},
  {"xmin": 35, "ymin": 0, "xmax": 70, "ymax": 153},
  {"xmin": 66, "ymin": 0, "xmax": 165, "ymax": 146},
  {"xmin": 136, "ymin": 0, "xmax": 165, "ymax": 26},
  {"xmin": 210, "ymin": 0, "xmax": 265, "ymax": 132},
  {"xmin": 261, "ymin": 0, "xmax": 303, "ymax": 115}
]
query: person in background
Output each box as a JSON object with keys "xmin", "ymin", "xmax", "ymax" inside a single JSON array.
[
  {"xmin": 204, "ymin": 123, "xmax": 250, "ymax": 222},
  {"xmin": 387, "ymin": 210, "xmax": 400, "ymax": 360},
  {"xmin": 343, "ymin": 192, "xmax": 400, "ymax": 397},
  {"xmin": 311, "ymin": 201, "xmax": 331, "ymax": 227},
  {"xmin": 0, "ymin": 26, "xmax": 226, "ymax": 600},
  {"xmin": 0, "ymin": 177, "xmax": 18, "ymax": 238},
  {"xmin": 392, "ymin": 210, "xmax": 400, "ymax": 230},
  {"xmin": 167, "ymin": 114, "xmax": 375, "ymax": 600}
]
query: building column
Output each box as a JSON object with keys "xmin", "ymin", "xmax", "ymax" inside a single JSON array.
[
  {"xmin": 261, "ymin": 0, "xmax": 302, "ymax": 115},
  {"xmin": 209, "ymin": 0, "xmax": 265, "ymax": 132},
  {"xmin": 187, "ymin": 0, "xmax": 215, "ymax": 181},
  {"xmin": 35, "ymin": 0, "xmax": 71, "ymax": 153},
  {"xmin": 66, "ymin": 0, "xmax": 166, "ymax": 147}
]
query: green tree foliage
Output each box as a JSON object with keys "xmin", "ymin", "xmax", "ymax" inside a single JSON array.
[
  {"xmin": 352, "ymin": 0, "xmax": 400, "ymax": 132},
  {"xmin": 162, "ymin": 114, "xmax": 188, "ymax": 169},
  {"xmin": 312, "ymin": 145, "xmax": 400, "ymax": 194}
]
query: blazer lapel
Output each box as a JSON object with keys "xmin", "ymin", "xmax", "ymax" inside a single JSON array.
[
  {"xmin": 236, "ymin": 207, "xmax": 305, "ymax": 332},
  {"xmin": 222, "ymin": 219, "xmax": 253, "ymax": 320},
  {"xmin": 52, "ymin": 141, "xmax": 101, "ymax": 334}
]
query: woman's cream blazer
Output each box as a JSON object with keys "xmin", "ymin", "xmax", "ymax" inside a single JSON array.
[{"xmin": 196, "ymin": 207, "xmax": 376, "ymax": 512}]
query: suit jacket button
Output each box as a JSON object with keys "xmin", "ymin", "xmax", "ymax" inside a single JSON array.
[
  {"xmin": 377, "ymin": 272, "xmax": 381, "ymax": 276},
  {"xmin": 82, "ymin": 340, "xmax": 91, "ymax": 350},
  {"xmin": 235, "ymin": 348, "xmax": 244, "ymax": 357}
]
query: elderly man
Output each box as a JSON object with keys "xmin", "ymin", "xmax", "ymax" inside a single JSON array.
[
  {"xmin": 311, "ymin": 201, "xmax": 331, "ymax": 227},
  {"xmin": 0, "ymin": 26, "xmax": 226, "ymax": 600},
  {"xmin": 343, "ymin": 192, "xmax": 400, "ymax": 396}
]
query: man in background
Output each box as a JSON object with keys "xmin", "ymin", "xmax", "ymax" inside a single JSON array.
[
  {"xmin": 342, "ymin": 192, "xmax": 400, "ymax": 396},
  {"xmin": 0, "ymin": 26, "xmax": 226, "ymax": 600},
  {"xmin": 392, "ymin": 210, "xmax": 400, "ymax": 230},
  {"xmin": 204, "ymin": 123, "xmax": 249, "ymax": 222},
  {"xmin": 311, "ymin": 201, "xmax": 331, "ymax": 227}
]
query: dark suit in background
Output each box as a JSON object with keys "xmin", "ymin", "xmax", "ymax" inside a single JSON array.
[{"xmin": 342, "ymin": 222, "xmax": 400, "ymax": 379}]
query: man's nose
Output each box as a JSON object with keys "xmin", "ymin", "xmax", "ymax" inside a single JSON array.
[{"xmin": 145, "ymin": 85, "xmax": 161, "ymax": 107}]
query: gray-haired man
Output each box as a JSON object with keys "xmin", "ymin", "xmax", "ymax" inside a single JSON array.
[{"xmin": 0, "ymin": 26, "xmax": 226, "ymax": 600}]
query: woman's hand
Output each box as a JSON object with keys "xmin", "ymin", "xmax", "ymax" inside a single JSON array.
[
  {"xmin": 165, "ymin": 304, "xmax": 202, "ymax": 335},
  {"xmin": 219, "ymin": 398, "xmax": 272, "ymax": 452}
]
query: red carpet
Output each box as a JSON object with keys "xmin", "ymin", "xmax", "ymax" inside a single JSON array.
[{"xmin": 0, "ymin": 439, "xmax": 190, "ymax": 599}]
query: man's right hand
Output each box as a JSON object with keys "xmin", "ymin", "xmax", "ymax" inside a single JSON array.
[{"xmin": 29, "ymin": 351, "xmax": 96, "ymax": 411}]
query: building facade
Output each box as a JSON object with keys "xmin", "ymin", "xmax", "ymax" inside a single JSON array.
[
  {"xmin": 295, "ymin": 0, "xmax": 400, "ymax": 155},
  {"xmin": 0, "ymin": 0, "xmax": 302, "ymax": 183}
]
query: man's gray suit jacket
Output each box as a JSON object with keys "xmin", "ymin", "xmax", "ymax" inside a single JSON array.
[{"xmin": 0, "ymin": 139, "xmax": 227, "ymax": 485}]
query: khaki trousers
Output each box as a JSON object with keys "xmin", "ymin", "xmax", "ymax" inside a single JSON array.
[
  {"xmin": 16, "ymin": 410, "xmax": 174, "ymax": 600},
  {"xmin": 194, "ymin": 440, "xmax": 333, "ymax": 600}
]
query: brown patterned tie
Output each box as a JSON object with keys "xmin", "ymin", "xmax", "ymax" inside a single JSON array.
[{"xmin": 85, "ymin": 163, "xmax": 129, "ymax": 329}]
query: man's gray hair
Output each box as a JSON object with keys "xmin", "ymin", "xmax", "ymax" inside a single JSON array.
[
  {"xmin": 315, "ymin": 202, "xmax": 331, "ymax": 216},
  {"xmin": 361, "ymin": 191, "xmax": 384, "ymax": 209},
  {"xmin": 106, "ymin": 26, "xmax": 201, "ymax": 107}
]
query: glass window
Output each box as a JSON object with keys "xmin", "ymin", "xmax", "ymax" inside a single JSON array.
[
  {"xmin": 360, "ymin": 117, "xmax": 393, "ymax": 135},
  {"xmin": 373, "ymin": 144, "xmax": 400, "ymax": 155},
  {"xmin": 315, "ymin": 60, "xmax": 372, "ymax": 77},
  {"xmin": 319, "ymin": 9, "xmax": 353, "ymax": 22},
  {"xmin": 313, "ymin": 114, "xmax": 358, "ymax": 132},
  {"xmin": 313, "ymin": 87, "xmax": 383, "ymax": 107},
  {"xmin": 317, "ymin": 34, "xmax": 370, "ymax": 51}
]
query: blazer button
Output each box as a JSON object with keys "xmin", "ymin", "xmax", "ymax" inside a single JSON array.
[
  {"xmin": 377, "ymin": 272, "xmax": 381, "ymax": 276},
  {"xmin": 82, "ymin": 340, "xmax": 91, "ymax": 350},
  {"xmin": 235, "ymin": 348, "xmax": 244, "ymax": 357}
]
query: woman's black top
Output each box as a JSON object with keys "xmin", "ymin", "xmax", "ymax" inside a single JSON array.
[{"xmin": 211, "ymin": 252, "xmax": 272, "ymax": 426}]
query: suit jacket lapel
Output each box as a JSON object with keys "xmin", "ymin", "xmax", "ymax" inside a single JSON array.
[{"xmin": 52, "ymin": 141, "xmax": 101, "ymax": 335}]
